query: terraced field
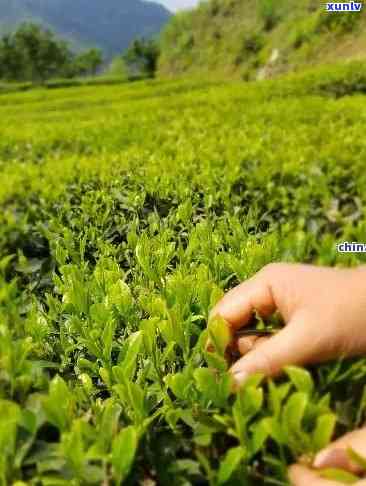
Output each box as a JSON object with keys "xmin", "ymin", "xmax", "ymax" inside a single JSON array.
[{"xmin": 1, "ymin": 66, "xmax": 366, "ymax": 485}]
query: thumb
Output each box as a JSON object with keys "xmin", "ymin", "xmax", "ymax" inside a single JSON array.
[
  {"xmin": 314, "ymin": 428, "xmax": 366, "ymax": 475},
  {"xmin": 230, "ymin": 318, "xmax": 312, "ymax": 385},
  {"xmin": 288, "ymin": 465, "xmax": 341, "ymax": 486}
]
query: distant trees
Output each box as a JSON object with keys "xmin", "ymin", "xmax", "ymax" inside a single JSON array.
[
  {"xmin": 0, "ymin": 23, "xmax": 164, "ymax": 83},
  {"xmin": 122, "ymin": 38, "xmax": 160, "ymax": 78},
  {"xmin": 71, "ymin": 48, "xmax": 104, "ymax": 77},
  {"xmin": 0, "ymin": 23, "xmax": 103, "ymax": 82},
  {"xmin": 0, "ymin": 23, "xmax": 69, "ymax": 81}
]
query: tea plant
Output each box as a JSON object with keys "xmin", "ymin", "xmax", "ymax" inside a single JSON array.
[{"xmin": 1, "ymin": 66, "xmax": 366, "ymax": 485}]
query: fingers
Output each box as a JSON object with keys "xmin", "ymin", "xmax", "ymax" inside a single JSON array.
[
  {"xmin": 210, "ymin": 266, "xmax": 277, "ymax": 330},
  {"xmin": 288, "ymin": 465, "xmax": 340, "ymax": 486},
  {"xmin": 230, "ymin": 322, "xmax": 311, "ymax": 385},
  {"xmin": 237, "ymin": 336, "xmax": 257, "ymax": 354},
  {"xmin": 289, "ymin": 464, "xmax": 366, "ymax": 486},
  {"xmin": 236, "ymin": 335, "xmax": 269, "ymax": 355},
  {"xmin": 314, "ymin": 428, "xmax": 366, "ymax": 474}
]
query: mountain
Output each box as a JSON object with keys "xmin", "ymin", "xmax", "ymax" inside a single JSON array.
[
  {"xmin": 0, "ymin": 0, "xmax": 171, "ymax": 57},
  {"xmin": 158, "ymin": 0, "xmax": 366, "ymax": 79}
]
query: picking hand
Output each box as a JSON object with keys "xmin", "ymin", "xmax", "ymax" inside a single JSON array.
[
  {"xmin": 289, "ymin": 427, "xmax": 366, "ymax": 485},
  {"xmin": 210, "ymin": 263, "xmax": 366, "ymax": 387}
]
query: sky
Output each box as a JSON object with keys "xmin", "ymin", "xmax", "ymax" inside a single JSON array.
[{"xmin": 155, "ymin": 0, "xmax": 200, "ymax": 12}]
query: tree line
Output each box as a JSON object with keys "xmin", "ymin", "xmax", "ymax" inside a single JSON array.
[
  {"xmin": 0, "ymin": 23, "xmax": 103, "ymax": 82},
  {"xmin": 0, "ymin": 23, "xmax": 161, "ymax": 83}
]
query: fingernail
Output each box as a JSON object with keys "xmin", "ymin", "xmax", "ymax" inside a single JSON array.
[
  {"xmin": 232, "ymin": 370, "xmax": 248, "ymax": 386},
  {"xmin": 313, "ymin": 448, "xmax": 344, "ymax": 469}
]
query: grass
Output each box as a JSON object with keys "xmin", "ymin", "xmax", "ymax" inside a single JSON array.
[{"xmin": 1, "ymin": 64, "xmax": 366, "ymax": 485}]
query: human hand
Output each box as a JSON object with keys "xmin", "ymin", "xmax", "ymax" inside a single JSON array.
[
  {"xmin": 289, "ymin": 427, "xmax": 366, "ymax": 485},
  {"xmin": 210, "ymin": 263, "xmax": 366, "ymax": 387}
]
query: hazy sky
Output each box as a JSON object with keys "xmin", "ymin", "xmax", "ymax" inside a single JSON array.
[{"xmin": 155, "ymin": 0, "xmax": 199, "ymax": 12}]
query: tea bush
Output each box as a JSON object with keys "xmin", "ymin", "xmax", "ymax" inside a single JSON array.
[
  {"xmin": 1, "ymin": 67, "xmax": 366, "ymax": 485},
  {"xmin": 265, "ymin": 61, "xmax": 366, "ymax": 98}
]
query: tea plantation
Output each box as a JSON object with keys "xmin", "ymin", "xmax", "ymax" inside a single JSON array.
[{"xmin": 1, "ymin": 63, "xmax": 366, "ymax": 485}]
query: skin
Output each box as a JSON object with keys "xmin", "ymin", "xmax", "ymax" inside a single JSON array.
[{"xmin": 210, "ymin": 263, "xmax": 366, "ymax": 485}]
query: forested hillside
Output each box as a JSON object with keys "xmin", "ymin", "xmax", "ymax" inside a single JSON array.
[
  {"xmin": 0, "ymin": 0, "xmax": 171, "ymax": 56},
  {"xmin": 158, "ymin": 0, "xmax": 366, "ymax": 78}
]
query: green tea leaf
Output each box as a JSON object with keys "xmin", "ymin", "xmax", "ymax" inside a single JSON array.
[
  {"xmin": 207, "ymin": 316, "xmax": 231, "ymax": 357},
  {"xmin": 165, "ymin": 372, "xmax": 191, "ymax": 401},
  {"xmin": 140, "ymin": 318, "xmax": 157, "ymax": 355},
  {"xmin": 268, "ymin": 381, "xmax": 291, "ymax": 417},
  {"xmin": 0, "ymin": 400, "xmax": 21, "ymax": 455},
  {"xmin": 60, "ymin": 419, "xmax": 84, "ymax": 477},
  {"xmin": 204, "ymin": 351, "xmax": 228, "ymax": 373},
  {"xmin": 283, "ymin": 392, "xmax": 308, "ymax": 432},
  {"xmin": 236, "ymin": 385, "xmax": 263, "ymax": 419},
  {"xmin": 115, "ymin": 381, "xmax": 147, "ymax": 425},
  {"xmin": 194, "ymin": 368, "xmax": 231, "ymax": 408},
  {"xmin": 251, "ymin": 418, "xmax": 271, "ymax": 454},
  {"xmin": 107, "ymin": 279, "xmax": 133, "ymax": 314},
  {"xmin": 115, "ymin": 331, "xmax": 144, "ymax": 380},
  {"xmin": 285, "ymin": 366, "xmax": 314, "ymax": 395},
  {"xmin": 90, "ymin": 302, "xmax": 111, "ymax": 326},
  {"xmin": 232, "ymin": 385, "xmax": 263, "ymax": 446},
  {"xmin": 102, "ymin": 320, "xmax": 116, "ymax": 362},
  {"xmin": 42, "ymin": 376, "xmax": 73, "ymax": 431},
  {"xmin": 174, "ymin": 459, "xmax": 201, "ymax": 476},
  {"xmin": 347, "ymin": 447, "xmax": 366, "ymax": 470},
  {"xmin": 217, "ymin": 446, "xmax": 246, "ymax": 485},
  {"xmin": 94, "ymin": 400, "xmax": 122, "ymax": 455},
  {"xmin": 112, "ymin": 426, "xmax": 138, "ymax": 485},
  {"xmin": 312, "ymin": 413, "xmax": 336, "ymax": 451},
  {"xmin": 320, "ymin": 467, "xmax": 359, "ymax": 484}
]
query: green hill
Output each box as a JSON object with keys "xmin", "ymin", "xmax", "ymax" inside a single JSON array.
[
  {"xmin": 0, "ymin": 0, "xmax": 171, "ymax": 57},
  {"xmin": 158, "ymin": 0, "xmax": 366, "ymax": 79}
]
